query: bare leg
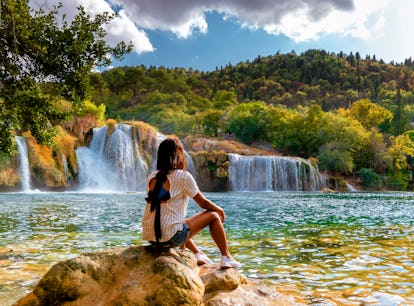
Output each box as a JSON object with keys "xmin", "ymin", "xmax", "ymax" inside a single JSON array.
[
  {"xmin": 185, "ymin": 210, "xmax": 231, "ymax": 257},
  {"xmin": 183, "ymin": 238, "xmax": 200, "ymax": 254}
]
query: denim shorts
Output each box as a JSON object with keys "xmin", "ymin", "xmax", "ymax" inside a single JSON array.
[{"xmin": 151, "ymin": 223, "xmax": 190, "ymax": 248}]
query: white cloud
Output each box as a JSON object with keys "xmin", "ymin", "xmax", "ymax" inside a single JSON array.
[
  {"xmin": 29, "ymin": 0, "xmax": 413, "ymax": 63},
  {"xmin": 362, "ymin": 0, "xmax": 414, "ymax": 62},
  {"xmin": 103, "ymin": 0, "xmax": 393, "ymax": 44},
  {"xmin": 105, "ymin": 9, "xmax": 154, "ymax": 53},
  {"xmin": 107, "ymin": 0, "xmax": 209, "ymax": 38},
  {"xmin": 29, "ymin": 0, "xmax": 153, "ymax": 54},
  {"xmin": 108, "ymin": 0, "xmax": 359, "ymax": 42}
]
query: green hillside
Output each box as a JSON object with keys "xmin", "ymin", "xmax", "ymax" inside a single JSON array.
[{"xmin": 88, "ymin": 51, "xmax": 414, "ymax": 190}]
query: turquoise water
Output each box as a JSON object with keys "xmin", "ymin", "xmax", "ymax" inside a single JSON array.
[{"xmin": 1, "ymin": 191, "xmax": 414, "ymax": 305}]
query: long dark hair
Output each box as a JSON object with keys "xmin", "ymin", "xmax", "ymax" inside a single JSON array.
[
  {"xmin": 156, "ymin": 137, "xmax": 186, "ymax": 173},
  {"xmin": 146, "ymin": 137, "xmax": 186, "ymax": 242}
]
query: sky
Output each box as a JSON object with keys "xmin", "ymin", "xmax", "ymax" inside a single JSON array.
[{"xmin": 29, "ymin": 0, "xmax": 414, "ymax": 71}]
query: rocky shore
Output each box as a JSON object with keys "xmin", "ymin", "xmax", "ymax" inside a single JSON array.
[{"xmin": 14, "ymin": 246, "xmax": 306, "ymax": 306}]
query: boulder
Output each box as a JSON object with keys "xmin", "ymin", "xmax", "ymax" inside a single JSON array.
[
  {"xmin": 189, "ymin": 151, "xmax": 229, "ymax": 191},
  {"xmin": 204, "ymin": 283, "xmax": 307, "ymax": 306},
  {"xmin": 199, "ymin": 264, "xmax": 247, "ymax": 293},
  {"xmin": 14, "ymin": 246, "xmax": 204, "ymax": 306},
  {"xmin": 14, "ymin": 246, "xmax": 306, "ymax": 306}
]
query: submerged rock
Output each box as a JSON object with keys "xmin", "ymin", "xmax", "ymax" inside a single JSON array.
[{"xmin": 14, "ymin": 246, "xmax": 306, "ymax": 306}]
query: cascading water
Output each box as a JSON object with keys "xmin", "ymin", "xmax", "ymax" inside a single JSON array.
[
  {"xmin": 76, "ymin": 124, "xmax": 149, "ymax": 192},
  {"xmin": 15, "ymin": 136, "xmax": 31, "ymax": 191},
  {"xmin": 228, "ymin": 154, "xmax": 327, "ymax": 191}
]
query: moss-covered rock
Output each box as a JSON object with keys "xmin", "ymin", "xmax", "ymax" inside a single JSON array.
[
  {"xmin": 190, "ymin": 150, "xmax": 229, "ymax": 192},
  {"xmin": 24, "ymin": 132, "xmax": 65, "ymax": 189},
  {"xmin": 53, "ymin": 127, "xmax": 78, "ymax": 185},
  {"xmin": 128, "ymin": 120, "xmax": 159, "ymax": 168}
]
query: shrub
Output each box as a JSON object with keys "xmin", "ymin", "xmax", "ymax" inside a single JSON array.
[
  {"xmin": 358, "ymin": 168, "xmax": 382, "ymax": 188},
  {"xmin": 385, "ymin": 171, "xmax": 410, "ymax": 191},
  {"xmin": 318, "ymin": 143, "xmax": 354, "ymax": 174}
]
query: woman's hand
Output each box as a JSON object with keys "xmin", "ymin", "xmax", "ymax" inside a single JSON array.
[
  {"xmin": 216, "ymin": 207, "xmax": 226, "ymax": 223},
  {"xmin": 193, "ymin": 192, "xmax": 226, "ymax": 222}
]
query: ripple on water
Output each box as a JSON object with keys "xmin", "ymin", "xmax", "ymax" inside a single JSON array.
[{"xmin": 1, "ymin": 191, "xmax": 414, "ymax": 304}]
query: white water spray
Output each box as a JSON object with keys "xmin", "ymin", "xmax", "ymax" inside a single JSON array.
[
  {"xmin": 76, "ymin": 124, "xmax": 149, "ymax": 192},
  {"xmin": 15, "ymin": 136, "xmax": 31, "ymax": 191},
  {"xmin": 228, "ymin": 154, "xmax": 327, "ymax": 191}
]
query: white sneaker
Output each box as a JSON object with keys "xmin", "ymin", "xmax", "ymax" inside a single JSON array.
[
  {"xmin": 220, "ymin": 256, "xmax": 241, "ymax": 269},
  {"xmin": 195, "ymin": 252, "xmax": 214, "ymax": 265}
]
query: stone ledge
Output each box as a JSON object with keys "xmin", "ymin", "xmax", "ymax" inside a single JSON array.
[{"xmin": 14, "ymin": 246, "xmax": 306, "ymax": 306}]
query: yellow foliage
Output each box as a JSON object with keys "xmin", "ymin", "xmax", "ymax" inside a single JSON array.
[
  {"xmin": 82, "ymin": 100, "xmax": 106, "ymax": 124},
  {"xmin": 349, "ymin": 98, "xmax": 393, "ymax": 129},
  {"xmin": 53, "ymin": 127, "xmax": 78, "ymax": 174},
  {"xmin": 387, "ymin": 134, "xmax": 414, "ymax": 171},
  {"xmin": 53, "ymin": 97, "xmax": 73, "ymax": 114},
  {"xmin": 23, "ymin": 131, "xmax": 65, "ymax": 187},
  {"xmin": 24, "ymin": 131, "xmax": 55, "ymax": 169},
  {"xmin": 74, "ymin": 100, "xmax": 106, "ymax": 124}
]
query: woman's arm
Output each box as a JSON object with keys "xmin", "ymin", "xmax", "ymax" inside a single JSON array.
[{"xmin": 193, "ymin": 192, "xmax": 226, "ymax": 222}]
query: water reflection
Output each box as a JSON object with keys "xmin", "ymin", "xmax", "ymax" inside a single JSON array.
[{"xmin": 1, "ymin": 191, "xmax": 414, "ymax": 304}]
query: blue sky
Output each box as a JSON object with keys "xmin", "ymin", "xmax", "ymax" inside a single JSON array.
[
  {"xmin": 113, "ymin": 12, "xmax": 300, "ymax": 71},
  {"xmin": 29, "ymin": 0, "xmax": 414, "ymax": 72}
]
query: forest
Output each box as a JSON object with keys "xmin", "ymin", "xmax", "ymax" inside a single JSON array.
[
  {"xmin": 88, "ymin": 51, "xmax": 414, "ymax": 190},
  {"xmin": 1, "ymin": 1, "xmax": 414, "ymax": 190}
]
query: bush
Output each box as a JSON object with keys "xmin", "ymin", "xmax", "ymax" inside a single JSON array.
[
  {"xmin": 385, "ymin": 171, "xmax": 410, "ymax": 190},
  {"xmin": 317, "ymin": 143, "xmax": 354, "ymax": 174},
  {"xmin": 358, "ymin": 168, "xmax": 382, "ymax": 188}
]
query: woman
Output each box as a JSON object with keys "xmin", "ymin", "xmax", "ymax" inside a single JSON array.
[{"xmin": 142, "ymin": 137, "xmax": 240, "ymax": 268}]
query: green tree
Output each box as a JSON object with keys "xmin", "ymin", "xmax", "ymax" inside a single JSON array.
[
  {"xmin": 318, "ymin": 142, "xmax": 354, "ymax": 174},
  {"xmin": 212, "ymin": 90, "xmax": 238, "ymax": 110},
  {"xmin": 358, "ymin": 168, "xmax": 382, "ymax": 188},
  {"xmin": 390, "ymin": 88, "xmax": 410, "ymax": 135},
  {"xmin": 354, "ymin": 128, "xmax": 390, "ymax": 173},
  {"xmin": 226, "ymin": 102, "xmax": 267, "ymax": 144},
  {"xmin": 0, "ymin": 1, "xmax": 132, "ymax": 153},
  {"xmin": 152, "ymin": 109, "xmax": 193, "ymax": 137},
  {"xmin": 386, "ymin": 134, "xmax": 414, "ymax": 173},
  {"xmin": 198, "ymin": 110, "xmax": 224, "ymax": 137}
]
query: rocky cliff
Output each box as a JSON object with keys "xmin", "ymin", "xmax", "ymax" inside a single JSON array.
[{"xmin": 14, "ymin": 246, "xmax": 306, "ymax": 306}]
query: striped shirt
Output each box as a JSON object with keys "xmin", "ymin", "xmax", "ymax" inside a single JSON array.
[{"xmin": 142, "ymin": 169, "xmax": 199, "ymax": 242}]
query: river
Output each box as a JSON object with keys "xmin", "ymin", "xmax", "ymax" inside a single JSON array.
[{"xmin": 1, "ymin": 191, "xmax": 413, "ymax": 305}]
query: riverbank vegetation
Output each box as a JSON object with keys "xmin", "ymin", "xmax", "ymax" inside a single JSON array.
[
  {"xmin": 1, "ymin": 2, "xmax": 414, "ymax": 190},
  {"xmin": 89, "ymin": 53, "xmax": 414, "ymax": 190}
]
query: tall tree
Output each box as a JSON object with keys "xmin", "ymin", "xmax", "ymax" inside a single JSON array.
[
  {"xmin": 0, "ymin": 0, "xmax": 132, "ymax": 153},
  {"xmin": 390, "ymin": 88, "xmax": 409, "ymax": 135}
]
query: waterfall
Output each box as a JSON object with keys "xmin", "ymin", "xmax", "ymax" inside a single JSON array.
[
  {"xmin": 228, "ymin": 154, "xmax": 327, "ymax": 191},
  {"xmin": 15, "ymin": 136, "xmax": 31, "ymax": 191},
  {"xmin": 76, "ymin": 124, "xmax": 149, "ymax": 192}
]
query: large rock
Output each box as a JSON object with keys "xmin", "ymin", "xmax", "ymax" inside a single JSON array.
[
  {"xmin": 14, "ymin": 246, "xmax": 204, "ymax": 306},
  {"xmin": 189, "ymin": 151, "xmax": 230, "ymax": 191},
  {"xmin": 204, "ymin": 283, "xmax": 307, "ymax": 306},
  {"xmin": 14, "ymin": 246, "xmax": 307, "ymax": 306},
  {"xmin": 199, "ymin": 265, "xmax": 307, "ymax": 306}
]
